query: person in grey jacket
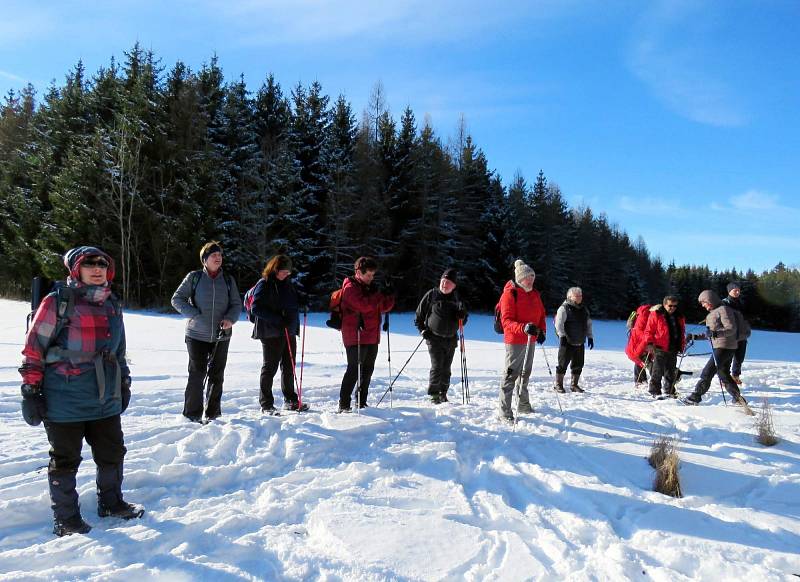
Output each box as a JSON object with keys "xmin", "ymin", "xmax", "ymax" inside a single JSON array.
[
  {"xmin": 684, "ymin": 289, "xmax": 746, "ymax": 406},
  {"xmin": 171, "ymin": 241, "xmax": 242, "ymax": 422},
  {"xmin": 553, "ymin": 287, "xmax": 593, "ymax": 393}
]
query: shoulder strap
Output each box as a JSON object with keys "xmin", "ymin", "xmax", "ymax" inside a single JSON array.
[
  {"xmin": 52, "ymin": 286, "xmax": 75, "ymax": 340},
  {"xmin": 189, "ymin": 270, "xmax": 202, "ymax": 306}
]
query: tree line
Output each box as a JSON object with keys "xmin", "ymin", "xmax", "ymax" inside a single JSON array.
[{"xmin": 1, "ymin": 44, "xmax": 798, "ymax": 330}]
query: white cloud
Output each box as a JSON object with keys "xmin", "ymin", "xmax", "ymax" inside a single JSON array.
[
  {"xmin": 618, "ymin": 195, "xmax": 681, "ymax": 215},
  {"xmin": 730, "ymin": 189, "xmax": 779, "ymax": 211},
  {"xmin": 0, "ymin": 70, "xmax": 27, "ymax": 83},
  {"xmin": 628, "ymin": 1, "xmax": 747, "ymax": 127}
]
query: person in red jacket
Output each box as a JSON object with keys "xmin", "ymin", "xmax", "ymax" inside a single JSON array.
[
  {"xmin": 498, "ymin": 259, "xmax": 547, "ymax": 420},
  {"xmin": 644, "ymin": 295, "xmax": 686, "ymax": 398},
  {"xmin": 625, "ymin": 304, "xmax": 653, "ymax": 387},
  {"xmin": 338, "ymin": 256, "xmax": 395, "ymax": 412}
]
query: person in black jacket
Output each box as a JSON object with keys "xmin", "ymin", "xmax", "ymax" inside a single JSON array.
[
  {"xmin": 250, "ymin": 255, "xmax": 307, "ymax": 413},
  {"xmin": 415, "ymin": 269, "xmax": 468, "ymax": 404},
  {"xmin": 722, "ymin": 282, "xmax": 750, "ymax": 385},
  {"xmin": 553, "ymin": 287, "xmax": 594, "ymax": 393}
]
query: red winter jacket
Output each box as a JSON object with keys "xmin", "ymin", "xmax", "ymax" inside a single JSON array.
[
  {"xmin": 644, "ymin": 306, "xmax": 686, "ymax": 353},
  {"xmin": 340, "ymin": 276, "xmax": 395, "ymax": 347},
  {"xmin": 499, "ymin": 280, "xmax": 547, "ymax": 345},
  {"xmin": 625, "ymin": 304, "xmax": 651, "ymax": 363}
]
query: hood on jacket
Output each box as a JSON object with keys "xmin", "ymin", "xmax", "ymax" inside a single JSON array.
[
  {"xmin": 63, "ymin": 246, "xmax": 116, "ymax": 282},
  {"xmin": 698, "ymin": 289, "xmax": 721, "ymax": 308}
]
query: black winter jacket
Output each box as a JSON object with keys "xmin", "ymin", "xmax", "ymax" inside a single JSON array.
[
  {"xmin": 415, "ymin": 288, "xmax": 467, "ymax": 339},
  {"xmin": 250, "ymin": 276, "xmax": 300, "ymax": 339}
]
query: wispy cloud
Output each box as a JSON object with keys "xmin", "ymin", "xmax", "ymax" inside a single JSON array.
[
  {"xmin": 730, "ymin": 189, "xmax": 779, "ymax": 211},
  {"xmin": 0, "ymin": 70, "xmax": 27, "ymax": 83},
  {"xmin": 618, "ymin": 195, "xmax": 681, "ymax": 215},
  {"xmin": 628, "ymin": 1, "xmax": 747, "ymax": 127}
]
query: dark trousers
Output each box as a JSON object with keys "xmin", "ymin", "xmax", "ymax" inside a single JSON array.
[
  {"xmin": 44, "ymin": 416, "xmax": 126, "ymax": 519},
  {"xmin": 556, "ymin": 343, "xmax": 585, "ymax": 375},
  {"xmin": 732, "ymin": 340, "xmax": 747, "ymax": 377},
  {"xmin": 693, "ymin": 348, "xmax": 740, "ymax": 399},
  {"xmin": 184, "ymin": 336, "xmax": 230, "ymax": 418},
  {"xmin": 649, "ymin": 349, "xmax": 678, "ymax": 395},
  {"xmin": 260, "ymin": 335, "xmax": 298, "ymax": 409},
  {"xmin": 339, "ymin": 344, "xmax": 379, "ymax": 407},
  {"xmin": 426, "ymin": 335, "xmax": 457, "ymax": 396}
]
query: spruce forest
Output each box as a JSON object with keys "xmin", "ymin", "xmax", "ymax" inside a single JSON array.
[{"xmin": 1, "ymin": 46, "xmax": 798, "ymax": 330}]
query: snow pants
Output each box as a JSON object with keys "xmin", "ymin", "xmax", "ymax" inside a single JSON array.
[
  {"xmin": 499, "ymin": 342, "xmax": 535, "ymax": 418},
  {"xmin": 732, "ymin": 339, "xmax": 748, "ymax": 377},
  {"xmin": 692, "ymin": 348, "xmax": 741, "ymax": 401},
  {"xmin": 184, "ymin": 336, "xmax": 230, "ymax": 419},
  {"xmin": 556, "ymin": 342, "xmax": 584, "ymax": 375},
  {"xmin": 426, "ymin": 335, "xmax": 458, "ymax": 397},
  {"xmin": 340, "ymin": 344, "xmax": 379, "ymax": 408},
  {"xmin": 649, "ymin": 349, "xmax": 678, "ymax": 396},
  {"xmin": 259, "ymin": 335, "xmax": 298, "ymax": 410}
]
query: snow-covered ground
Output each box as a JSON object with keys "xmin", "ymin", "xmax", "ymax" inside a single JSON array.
[{"xmin": 1, "ymin": 297, "xmax": 799, "ymax": 581}]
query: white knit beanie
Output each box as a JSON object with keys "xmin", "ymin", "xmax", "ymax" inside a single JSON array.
[{"xmin": 514, "ymin": 259, "xmax": 535, "ymax": 285}]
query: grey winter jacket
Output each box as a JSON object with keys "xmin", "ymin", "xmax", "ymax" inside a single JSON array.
[
  {"xmin": 705, "ymin": 304, "xmax": 739, "ymax": 350},
  {"xmin": 172, "ymin": 269, "xmax": 242, "ymax": 342}
]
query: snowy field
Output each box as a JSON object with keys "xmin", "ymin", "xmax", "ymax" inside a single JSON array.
[{"xmin": 1, "ymin": 297, "xmax": 799, "ymax": 581}]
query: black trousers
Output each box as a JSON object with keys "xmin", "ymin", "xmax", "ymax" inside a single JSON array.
[
  {"xmin": 556, "ymin": 343, "xmax": 585, "ymax": 375},
  {"xmin": 339, "ymin": 344, "xmax": 379, "ymax": 407},
  {"xmin": 260, "ymin": 335, "xmax": 298, "ymax": 409},
  {"xmin": 649, "ymin": 349, "xmax": 678, "ymax": 395},
  {"xmin": 732, "ymin": 340, "xmax": 748, "ymax": 377},
  {"xmin": 426, "ymin": 335, "xmax": 457, "ymax": 396},
  {"xmin": 44, "ymin": 416, "xmax": 126, "ymax": 518},
  {"xmin": 184, "ymin": 336, "xmax": 230, "ymax": 418},
  {"xmin": 694, "ymin": 348, "xmax": 740, "ymax": 399}
]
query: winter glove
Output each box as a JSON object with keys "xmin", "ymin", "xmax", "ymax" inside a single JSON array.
[
  {"xmin": 422, "ymin": 329, "xmax": 433, "ymax": 340},
  {"xmin": 559, "ymin": 336, "xmax": 568, "ymax": 347},
  {"xmin": 21, "ymin": 384, "xmax": 47, "ymax": 426},
  {"xmin": 121, "ymin": 377, "xmax": 132, "ymax": 413},
  {"xmin": 587, "ymin": 337, "xmax": 594, "ymax": 350},
  {"xmin": 646, "ymin": 344, "xmax": 655, "ymax": 355},
  {"xmin": 709, "ymin": 330, "xmax": 719, "ymax": 339},
  {"xmin": 536, "ymin": 331, "xmax": 546, "ymax": 345},
  {"xmin": 382, "ymin": 314, "xmax": 390, "ymax": 332},
  {"xmin": 523, "ymin": 323, "xmax": 539, "ymax": 336},
  {"xmin": 280, "ymin": 310, "xmax": 293, "ymax": 328}
]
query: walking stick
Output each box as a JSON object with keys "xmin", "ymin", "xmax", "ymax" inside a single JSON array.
[
  {"xmin": 540, "ymin": 345, "xmax": 563, "ymax": 415},
  {"xmin": 384, "ymin": 313, "xmax": 392, "ymax": 408},
  {"xmin": 284, "ymin": 327, "xmax": 302, "ymax": 401},
  {"xmin": 513, "ymin": 335, "xmax": 533, "ymax": 428},
  {"xmin": 376, "ymin": 337, "xmax": 425, "ymax": 407},
  {"xmin": 707, "ymin": 336, "xmax": 728, "ymax": 406},
  {"xmin": 356, "ymin": 327, "xmax": 361, "ymax": 415},
  {"xmin": 458, "ymin": 319, "xmax": 470, "ymax": 404},
  {"xmin": 203, "ymin": 324, "xmax": 225, "ymax": 416},
  {"xmin": 298, "ymin": 307, "xmax": 308, "ymax": 408}
]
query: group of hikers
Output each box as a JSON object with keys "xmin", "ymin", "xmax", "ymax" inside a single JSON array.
[{"xmin": 18, "ymin": 241, "xmax": 752, "ymax": 537}]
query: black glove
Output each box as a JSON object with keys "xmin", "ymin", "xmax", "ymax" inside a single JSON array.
[
  {"xmin": 21, "ymin": 384, "xmax": 47, "ymax": 426},
  {"xmin": 523, "ymin": 323, "xmax": 538, "ymax": 336},
  {"xmin": 121, "ymin": 377, "xmax": 132, "ymax": 413},
  {"xmin": 537, "ymin": 331, "xmax": 546, "ymax": 345},
  {"xmin": 587, "ymin": 337, "xmax": 594, "ymax": 350},
  {"xmin": 422, "ymin": 329, "xmax": 433, "ymax": 340},
  {"xmin": 709, "ymin": 330, "xmax": 719, "ymax": 339}
]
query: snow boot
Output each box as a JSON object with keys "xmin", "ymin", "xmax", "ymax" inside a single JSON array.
[
  {"xmin": 440, "ymin": 392, "xmax": 449, "ymax": 403},
  {"xmin": 570, "ymin": 373, "xmax": 585, "ymax": 393},
  {"xmin": 554, "ymin": 373, "xmax": 566, "ymax": 394},
  {"xmin": 262, "ymin": 405, "xmax": 279, "ymax": 415},
  {"xmin": 97, "ymin": 464, "xmax": 144, "ymax": 520},
  {"xmin": 284, "ymin": 401, "xmax": 309, "ymax": 412},
  {"xmin": 517, "ymin": 402, "xmax": 534, "ymax": 414},
  {"xmin": 49, "ymin": 471, "xmax": 90, "ymax": 536},
  {"xmin": 53, "ymin": 514, "xmax": 92, "ymax": 537},
  {"xmin": 682, "ymin": 393, "xmax": 701, "ymax": 405},
  {"xmin": 430, "ymin": 393, "xmax": 442, "ymax": 404}
]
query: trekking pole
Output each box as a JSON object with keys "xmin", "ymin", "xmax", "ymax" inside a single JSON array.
[
  {"xmin": 203, "ymin": 323, "xmax": 225, "ymax": 415},
  {"xmin": 298, "ymin": 307, "xmax": 308, "ymax": 408},
  {"xmin": 513, "ymin": 335, "xmax": 533, "ymax": 429},
  {"xmin": 284, "ymin": 327, "xmax": 302, "ymax": 399},
  {"xmin": 376, "ymin": 337, "xmax": 425, "ymax": 407},
  {"xmin": 384, "ymin": 313, "xmax": 392, "ymax": 409},
  {"xmin": 356, "ymin": 327, "xmax": 361, "ymax": 415},
  {"xmin": 458, "ymin": 319, "xmax": 469, "ymax": 404},
  {"xmin": 540, "ymin": 345, "xmax": 563, "ymax": 415},
  {"xmin": 636, "ymin": 352, "xmax": 651, "ymax": 385},
  {"xmin": 707, "ymin": 335, "xmax": 728, "ymax": 406}
]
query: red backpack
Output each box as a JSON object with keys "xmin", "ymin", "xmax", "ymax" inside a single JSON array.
[{"xmin": 326, "ymin": 287, "xmax": 345, "ymax": 329}]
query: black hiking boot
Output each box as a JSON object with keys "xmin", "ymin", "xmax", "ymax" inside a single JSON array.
[
  {"xmin": 430, "ymin": 394, "xmax": 442, "ymax": 405},
  {"xmin": 53, "ymin": 514, "xmax": 92, "ymax": 537},
  {"xmin": 554, "ymin": 373, "xmax": 566, "ymax": 393},
  {"xmin": 570, "ymin": 373, "xmax": 585, "ymax": 393},
  {"xmin": 98, "ymin": 500, "xmax": 144, "ymax": 520},
  {"xmin": 262, "ymin": 405, "xmax": 279, "ymax": 415},
  {"xmin": 284, "ymin": 401, "xmax": 309, "ymax": 412}
]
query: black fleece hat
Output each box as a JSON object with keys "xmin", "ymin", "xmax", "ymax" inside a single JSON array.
[
  {"xmin": 442, "ymin": 268, "xmax": 458, "ymax": 285},
  {"xmin": 727, "ymin": 282, "xmax": 741, "ymax": 293}
]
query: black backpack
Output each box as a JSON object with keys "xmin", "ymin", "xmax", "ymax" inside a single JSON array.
[{"xmin": 494, "ymin": 288, "xmax": 517, "ymax": 334}]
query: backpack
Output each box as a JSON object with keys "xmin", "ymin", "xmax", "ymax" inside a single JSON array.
[
  {"xmin": 326, "ymin": 287, "xmax": 344, "ymax": 330},
  {"xmin": 626, "ymin": 304, "xmax": 652, "ymax": 334},
  {"xmin": 493, "ymin": 288, "xmax": 517, "ymax": 334},
  {"xmin": 243, "ymin": 280, "xmax": 261, "ymax": 323},
  {"xmin": 189, "ymin": 269, "xmax": 233, "ymax": 308}
]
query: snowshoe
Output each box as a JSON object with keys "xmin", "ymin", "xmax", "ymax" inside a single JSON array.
[
  {"xmin": 262, "ymin": 406, "xmax": 280, "ymax": 416},
  {"xmin": 681, "ymin": 394, "xmax": 701, "ymax": 405},
  {"xmin": 337, "ymin": 406, "xmax": 352, "ymax": 414},
  {"xmin": 98, "ymin": 500, "xmax": 144, "ymax": 520},
  {"xmin": 53, "ymin": 514, "xmax": 92, "ymax": 537},
  {"xmin": 284, "ymin": 401, "xmax": 309, "ymax": 412},
  {"xmin": 570, "ymin": 385, "xmax": 585, "ymax": 393}
]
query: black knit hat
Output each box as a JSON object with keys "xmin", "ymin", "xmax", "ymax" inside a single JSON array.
[
  {"xmin": 441, "ymin": 268, "xmax": 458, "ymax": 285},
  {"xmin": 727, "ymin": 282, "xmax": 741, "ymax": 293}
]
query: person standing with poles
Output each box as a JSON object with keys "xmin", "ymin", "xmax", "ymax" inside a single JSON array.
[
  {"xmin": 683, "ymin": 290, "xmax": 747, "ymax": 407},
  {"xmin": 414, "ymin": 268, "xmax": 468, "ymax": 405},
  {"xmin": 497, "ymin": 259, "xmax": 547, "ymax": 421},
  {"xmin": 172, "ymin": 241, "xmax": 241, "ymax": 423},
  {"xmin": 643, "ymin": 295, "xmax": 686, "ymax": 398},
  {"xmin": 722, "ymin": 282, "xmax": 751, "ymax": 386},
  {"xmin": 20, "ymin": 246, "xmax": 142, "ymax": 537},
  {"xmin": 249, "ymin": 255, "xmax": 307, "ymax": 414},
  {"xmin": 337, "ymin": 257, "xmax": 395, "ymax": 412},
  {"xmin": 553, "ymin": 287, "xmax": 594, "ymax": 394}
]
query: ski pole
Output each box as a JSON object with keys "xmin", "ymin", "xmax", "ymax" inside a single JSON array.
[
  {"xmin": 384, "ymin": 312, "xmax": 392, "ymax": 408},
  {"xmin": 540, "ymin": 344, "xmax": 563, "ymax": 414},
  {"xmin": 459, "ymin": 319, "xmax": 470, "ymax": 404},
  {"xmin": 376, "ymin": 337, "xmax": 425, "ymax": 407},
  {"xmin": 707, "ymin": 335, "xmax": 728, "ymax": 406},
  {"xmin": 356, "ymin": 327, "xmax": 361, "ymax": 415},
  {"xmin": 636, "ymin": 351, "xmax": 651, "ymax": 385},
  {"xmin": 298, "ymin": 307, "xmax": 308, "ymax": 408},
  {"xmin": 203, "ymin": 323, "xmax": 225, "ymax": 415},
  {"xmin": 284, "ymin": 327, "xmax": 302, "ymax": 399}
]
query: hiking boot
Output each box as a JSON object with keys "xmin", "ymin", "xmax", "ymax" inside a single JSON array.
[
  {"xmin": 733, "ymin": 395, "xmax": 748, "ymax": 406},
  {"xmin": 98, "ymin": 500, "xmax": 144, "ymax": 520},
  {"xmin": 337, "ymin": 406, "xmax": 352, "ymax": 413},
  {"xmin": 358, "ymin": 402, "xmax": 369, "ymax": 409},
  {"xmin": 53, "ymin": 514, "xmax": 92, "ymax": 537},
  {"xmin": 517, "ymin": 403, "xmax": 534, "ymax": 414},
  {"xmin": 185, "ymin": 415, "xmax": 204, "ymax": 424},
  {"xmin": 570, "ymin": 373, "xmax": 585, "ymax": 393},
  {"xmin": 430, "ymin": 394, "xmax": 442, "ymax": 405},
  {"xmin": 683, "ymin": 393, "xmax": 701, "ymax": 405},
  {"xmin": 262, "ymin": 406, "xmax": 279, "ymax": 415},
  {"xmin": 554, "ymin": 373, "xmax": 566, "ymax": 393},
  {"xmin": 284, "ymin": 401, "xmax": 309, "ymax": 412},
  {"xmin": 440, "ymin": 392, "xmax": 449, "ymax": 403}
]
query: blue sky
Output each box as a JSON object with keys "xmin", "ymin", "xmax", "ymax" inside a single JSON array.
[{"xmin": 1, "ymin": 0, "xmax": 798, "ymax": 273}]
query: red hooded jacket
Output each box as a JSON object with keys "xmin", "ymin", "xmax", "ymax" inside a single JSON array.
[
  {"xmin": 499, "ymin": 280, "xmax": 547, "ymax": 345},
  {"xmin": 625, "ymin": 304, "xmax": 651, "ymax": 363},
  {"xmin": 645, "ymin": 306, "xmax": 686, "ymax": 353},
  {"xmin": 340, "ymin": 276, "xmax": 395, "ymax": 347}
]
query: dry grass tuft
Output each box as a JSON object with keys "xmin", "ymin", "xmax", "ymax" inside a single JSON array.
[
  {"xmin": 649, "ymin": 436, "xmax": 683, "ymax": 498},
  {"xmin": 755, "ymin": 398, "xmax": 779, "ymax": 446}
]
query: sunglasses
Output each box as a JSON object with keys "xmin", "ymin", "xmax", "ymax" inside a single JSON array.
[
  {"xmin": 82, "ymin": 259, "xmax": 110, "ymax": 269},
  {"xmin": 665, "ymin": 304, "xmax": 678, "ymax": 308}
]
